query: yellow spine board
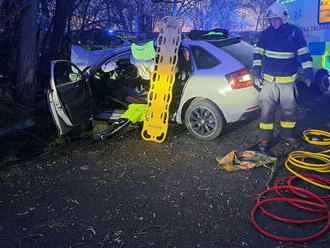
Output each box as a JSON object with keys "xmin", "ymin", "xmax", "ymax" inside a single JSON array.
[{"xmin": 141, "ymin": 16, "xmax": 184, "ymax": 143}]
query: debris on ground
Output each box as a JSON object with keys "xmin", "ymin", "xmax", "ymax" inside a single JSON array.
[{"xmin": 216, "ymin": 150, "xmax": 277, "ymax": 171}]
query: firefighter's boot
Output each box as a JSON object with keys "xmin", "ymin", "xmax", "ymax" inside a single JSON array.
[
  {"xmin": 283, "ymin": 137, "xmax": 298, "ymax": 149},
  {"xmin": 258, "ymin": 140, "xmax": 270, "ymax": 152}
]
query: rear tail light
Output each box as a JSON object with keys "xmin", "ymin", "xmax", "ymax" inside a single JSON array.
[{"xmin": 225, "ymin": 69, "xmax": 252, "ymax": 89}]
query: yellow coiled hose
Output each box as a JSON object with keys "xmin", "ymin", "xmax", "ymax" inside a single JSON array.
[{"xmin": 285, "ymin": 130, "xmax": 330, "ymax": 190}]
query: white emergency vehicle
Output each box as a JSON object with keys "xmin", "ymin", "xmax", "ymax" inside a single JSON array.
[{"xmin": 281, "ymin": 0, "xmax": 330, "ymax": 93}]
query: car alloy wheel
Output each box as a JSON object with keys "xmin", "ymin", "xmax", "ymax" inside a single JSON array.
[{"xmin": 185, "ymin": 99, "xmax": 224, "ymax": 140}]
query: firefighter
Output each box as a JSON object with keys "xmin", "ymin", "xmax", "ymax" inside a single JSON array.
[{"xmin": 253, "ymin": 1, "xmax": 313, "ymax": 152}]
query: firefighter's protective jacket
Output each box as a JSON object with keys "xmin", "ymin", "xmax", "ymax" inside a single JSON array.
[{"xmin": 253, "ymin": 23, "xmax": 313, "ymax": 83}]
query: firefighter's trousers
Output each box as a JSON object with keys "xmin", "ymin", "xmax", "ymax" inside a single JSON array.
[{"xmin": 259, "ymin": 80, "xmax": 297, "ymax": 141}]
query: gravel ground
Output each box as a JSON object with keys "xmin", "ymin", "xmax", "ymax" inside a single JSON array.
[{"xmin": 0, "ymin": 87, "xmax": 330, "ymax": 248}]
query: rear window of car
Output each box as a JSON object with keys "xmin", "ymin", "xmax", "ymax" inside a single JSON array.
[
  {"xmin": 190, "ymin": 46, "xmax": 221, "ymax": 69},
  {"xmin": 218, "ymin": 41, "xmax": 253, "ymax": 68}
]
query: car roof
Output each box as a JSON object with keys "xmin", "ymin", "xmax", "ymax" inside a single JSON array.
[
  {"xmin": 89, "ymin": 36, "xmax": 244, "ymax": 72},
  {"xmin": 90, "ymin": 46, "xmax": 131, "ymax": 71},
  {"xmin": 112, "ymin": 36, "xmax": 243, "ymax": 50},
  {"xmin": 182, "ymin": 36, "xmax": 243, "ymax": 47}
]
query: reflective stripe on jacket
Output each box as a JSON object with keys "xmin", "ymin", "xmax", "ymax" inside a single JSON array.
[{"xmin": 253, "ymin": 23, "xmax": 313, "ymax": 83}]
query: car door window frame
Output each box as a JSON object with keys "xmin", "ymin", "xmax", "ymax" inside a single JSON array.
[{"xmin": 53, "ymin": 61, "xmax": 86, "ymax": 88}]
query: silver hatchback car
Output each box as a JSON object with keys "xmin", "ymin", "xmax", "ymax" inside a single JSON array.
[{"xmin": 48, "ymin": 36, "xmax": 260, "ymax": 141}]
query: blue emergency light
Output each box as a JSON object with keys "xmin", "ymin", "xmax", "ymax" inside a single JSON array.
[{"xmin": 107, "ymin": 28, "xmax": 114, "ymax": 35}]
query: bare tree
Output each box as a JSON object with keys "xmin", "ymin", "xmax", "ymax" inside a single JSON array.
[
  {"xmin": 151, "ymin": 0, "xmax": 203, "ymax": 17},
  {"xmin": 241, "ymin": 0, "xmax": 276, "ymax": 42},
  {"xmin": 0, "ymin": 0, "xmax": 278, "ymax": 104},
  {"xmin": 242, "ymin": 0, "xmax": 275, "ymax": 29},
  {"xmin": 48, "ymin": 0, "xmax": 76, "ymax": 59},
  {"xmin": 0, "ymin": 0, "xmax": 23, "ymax": 101},
  {"xmin": 15, "ymin": 0, "xmax": 39, "ymax": 104},
  {"xmin": 187, "ymin": 0, "xmax": 243, "ymax": 30}
]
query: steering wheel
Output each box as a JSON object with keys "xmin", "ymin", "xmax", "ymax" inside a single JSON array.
[{"xmin": 115, "ymin": 62, "xmax": 138, "ymax": 80}]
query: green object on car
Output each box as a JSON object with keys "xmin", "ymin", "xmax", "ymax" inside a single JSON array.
[
  {"xmin": 131, "ymin": 41, "xmax": 155, "ymax": 61},
  {"xmin": 121, "ymin": 104, "xmax": 147, "ymax": 124}
]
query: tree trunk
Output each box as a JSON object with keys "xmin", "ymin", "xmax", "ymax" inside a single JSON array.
[
  {"xmin": 49, "ymin": 0, "xmax": 75, "ymax": 60},
  {"xmin": 38, "ymin": 0, "xmax": 75, "ymax": 89},
  {"xmin": 15, "ymin": 0, "xmax": 38, "ymax": 104},
  {"xmin": 36, "ymin": 0, "xmax": 50, "ymax": 55}
]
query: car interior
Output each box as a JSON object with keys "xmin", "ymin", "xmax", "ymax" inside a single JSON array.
[{"xmin": 89, "ymin": 46, "xmax": 193, "ymax": 114}]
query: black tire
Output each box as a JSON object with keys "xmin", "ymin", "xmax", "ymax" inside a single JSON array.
[
  {"xmin": 314, "ymin": 70, "xmax": 329, "ymax": 94},
  {"xmin": 184, "ymin": 99, "xmax": 225, "ymax": 141}
]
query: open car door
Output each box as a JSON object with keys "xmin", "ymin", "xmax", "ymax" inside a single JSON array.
[{"xmin": 47, "ymin": 60, "xmax": 94, "ymax": 136}]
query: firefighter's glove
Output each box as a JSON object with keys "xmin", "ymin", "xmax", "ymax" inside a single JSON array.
[
  {"xmin": 304, "ymin": 68, "xmax": 313, "ymax": 87},
  {"xmin": 253, "ymin": 77, "xmax": 263, "ymax": 91},
  {"xmin": 304, "ymin": 78, "xmax": 312, "ymax": 87},
  {"xmin": 253, "ymin": 74, "xmax": 263, "ymax": 91},
  {"xmin": 252, "ymin": 68, "xmax": 263, "ymax": 91}
]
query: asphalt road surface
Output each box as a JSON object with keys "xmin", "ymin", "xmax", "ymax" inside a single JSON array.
[{"xmin": 1, "ymin": 87, "xmax": 330, "ymax": 248}]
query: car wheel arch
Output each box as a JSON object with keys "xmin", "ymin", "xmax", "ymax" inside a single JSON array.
[
  {"xmin": 182, "ymin": 97, "xmax": 226, "ymax": 123},
  {"xmin": 180, "ymin": 97, "xmax": 200, "ymax": 123}
]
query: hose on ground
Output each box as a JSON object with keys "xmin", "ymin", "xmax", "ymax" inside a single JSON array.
[{"xmin": 250, "ymin": 129, "xmax": 330, "ymax": 242}]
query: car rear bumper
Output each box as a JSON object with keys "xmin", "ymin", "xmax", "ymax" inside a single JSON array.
[
  {"xmin": 218, "ymin": 86, "xmax": 260, "ymax": 122},
  {"xmin": 238, "ymin": 108, "xmax": 260, "ymax": 121}
]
